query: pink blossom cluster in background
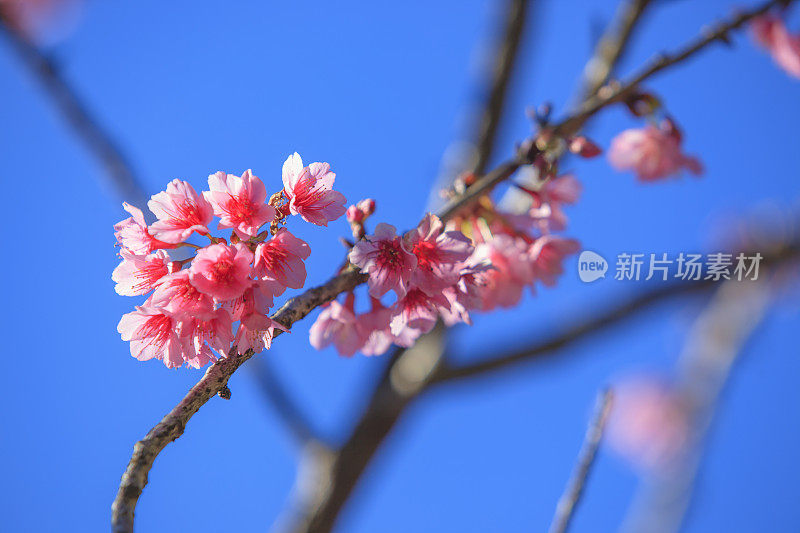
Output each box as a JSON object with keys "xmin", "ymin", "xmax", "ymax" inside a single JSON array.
[{"xmin": 113, "ymin": 153, "xmax": 346, "ymax": 368}]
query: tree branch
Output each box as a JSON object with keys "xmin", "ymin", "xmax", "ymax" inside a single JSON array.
[
  {"xmin": 549, "ymin": 389, "xmax": 614, "ymax": 533},
  {"xmin": 111, "ymin": 2, "xmax": 791, "ymax": 530},
  {"xmin": 0, "ymin": 19, "xmax": 149, "ymax": 209}
]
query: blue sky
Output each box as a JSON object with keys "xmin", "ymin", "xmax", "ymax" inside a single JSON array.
[{"xmin": 1, "ymin": 1, "xmax": 799, "ymax": 531}]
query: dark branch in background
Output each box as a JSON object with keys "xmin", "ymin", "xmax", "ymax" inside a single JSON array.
[
  {"xmin": 549, "ymin": 389, "xmax": 614, "ymax": 533},
  {"xmin": 621, "ymin": 276, "xmax": 774, "ymax": 533},
  {"xmin": 247, "ymin": 357, "xmax": 324, "ymax": 446},
  {"xmin": 470, "ymin": 0, "xmax": 530, "ymax": 176},
  {"xmin": 576, "ymin": 0, "xmax": 652, "ymax": 103},
  {"xmin": 0, "ymin": 18, "xmax": 149, "ymax": 209},
  {"xmin": 111, "ymin": 1, "xmax": 796, "ymax": 531}
]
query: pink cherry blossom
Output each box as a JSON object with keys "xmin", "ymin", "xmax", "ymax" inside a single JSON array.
[
  {"xmin": 178, "ymin": 309, "xmax": 234, "ymax": 368},
  {"xmin": 405, "ymin": 213, "xmax": 474, "ymax": 294},
  {"xmin": 608, "ymin": 121, "xmax": 703, "ymax": 182},
  {"xmin": 439, "ymin": 261, "xmax": 492, "ymax": 326},
  {"xmin": 112, "ymin": 249, "xmax": 174, "ymax": 296},
  {"xmin": 529, "ymin": 235, "xmax": 580, "ymax": 287},
  {"xmin": 390, "ymin": 287, "xmax": 450, "ymax": 337},
  {"xmin": 349, "ymin": 223, "xmax": 417, "ymax": 298},
  {"xmin": 473, "ymin": 235, "xmax": 535, "ymax": 311},
  {"xmin": 234, "ymin": 313, "xmax": 287, "ymax": 355},
  {"xmin": 253, "ymin": 229, "xmax": 311, "ymax": 289},
  {"xmin": 189, "ymin": 243, "xmax": 254, "ymax": 301},
  {"xmin": 282, "ymin": 152, "xmax": 347, "ymax": 226},
  {"xmin": 149, "ymin": 269, "xmax": 215, "ymax": 318},
  {"xmin": 148, "ymin": 179, "xmax": 214, "ymax": 243},
  {"xmin": 309, "ymin": 294, "xmax": 363, "ymax": 357},
  {"xmin": 607, "ymin": 376, "xmax": 691, "ymax": 471},
  {"xmin": 114, "ymin": 202, "xmax": 176, "ymax": 255},
  {"xmin": 203, "ymin": 169, "xmax": 276, "ymax": 239},
  {"xmin": 524, "ymin": 174, "xmax": 582, "ymax": 232},
  {"xmin": 117, "ymin": 306, "xmax": 186, "ymax": 368},
  {"xmin": 752, "ymin": 14, "xmax": 800, "ymax": 78}
]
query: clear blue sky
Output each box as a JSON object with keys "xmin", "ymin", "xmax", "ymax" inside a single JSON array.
[{"xmin": 1, "ymin": 1, "xmax": 799, "ymax": 531}]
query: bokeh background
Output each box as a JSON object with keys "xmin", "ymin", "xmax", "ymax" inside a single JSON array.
[{"xmin": 1, "ymin": 0, "xmax": 799, "ymax": 531}]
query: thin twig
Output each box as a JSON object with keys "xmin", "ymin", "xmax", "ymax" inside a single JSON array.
[
  {"xmin": 549, "ymin": 389, "xmax": 615, "ymax": 533},
  {"xmin": 556, "ymin": 0, "xmax": 789, "ymax": 136},
  {"xmin": 471, "ymin": 0, "xmax": 531, "ymax": 176},
  {"xmin": 576, "ymin": 0, "xmax": 653, "ymax": 102},
  {"xmin": 0, "ymin": 19, "xmax": 149, "ymax": 209},
  {"xmin": 110, "ymin": 3, "xmax": 792, "ymax": 530}
]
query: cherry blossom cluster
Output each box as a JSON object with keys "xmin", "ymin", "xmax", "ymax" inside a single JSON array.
[
  {"xmin": 113, "ymin": 153, "xmax": 346, "ymax": 368},
  {"xmin": 309, "ymin": 144, "xmax": 596, "ymax": 356}
]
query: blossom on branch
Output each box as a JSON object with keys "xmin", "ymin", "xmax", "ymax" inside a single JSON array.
[
  {"xmin": 148, "ymin": 179, "xmax": 214, "ymax": 243},
  {"xmin": 608, "ymin": 119, "xmax": 703, "ymax": 182},
  {"xmin": 204, "ymin": 170, "xmax": 276, "ymax": 239},
  {"xmin": 282, "ymin": 152, "xmax": 347, "ymax": 226}
]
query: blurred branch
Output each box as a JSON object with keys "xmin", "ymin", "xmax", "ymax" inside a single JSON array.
[
  {"xmin": 549, "ymin": 389, "xmax": 614, "ymax": 533},
  {"xmin": 621, "ymin": 276, "xmax": 774, "ymax": 533},
  {"xmin": 112, "ymin": 2, "xmax": 792, "ymax": 531},
  {"xmin": 433, "ymin": 238, "xmax": 799, "ymax": 384},
  {"xmin": 576, "ymin": 0, "xmax": 652, "ymax": 103},
  {"xmin": 0, "ymin": 18, "xmax": 149, "ymax": 209},
  {"xmin": 470, "ymin": 0, "xmax": 531, "ymax": 176},
  {"xmin": 555, "ymin": 0, "xmax": 792, "ymax": 136},
  {"xmin": 247, "ymin": 357, "xmax": 323, "ymax": 446}
]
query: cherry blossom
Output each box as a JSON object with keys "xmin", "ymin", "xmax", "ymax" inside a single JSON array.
[
  {"xmin": 178, "ymin": 309, "xmax": 234, "ymax": 368},
  {"xmin": 117, "ymin": 307, "xmax": 186, "ymax": 368},
  {"xmin": 608, "ymin": 120, "xmax": 703, "ymax": 182},
  {"xmin": 472, "ymin": 235, "xmax": 535, "ymax": 311},
  {"xmin": 390, "ymin": 287, "xmax": 451, "ymax": 337},
  {"xmin": 752, "ymin": 13, "xmax": 800, "ymax": 78},
  {"xmin": 521, "ymin": 173, "xmax": 582, "ymax": 232},
  {"xmin": 204, "ymin": 170, "xmax": 276, "ymax": 239},
  {"xmin": 357, "ymin": 298, "xmax": 395, "ymax": 356},
  {"xmin": 607, "ymin": 376, "xmax": 691, "ymax": 471},
  {"xmin": 114, "ymin": 202, "xmax": 176, "ymax": 255},
  {"xmin": 404, "ymin": 213, "xmax": 474, "ymax": 295},
  {"xmin": 309, "ymin": 294, "xmax": 363, "ymax": 357},
  {"xmin": 282, "ymin": 152, "xmax": 347, "ymax": 226},
  {"xmin": 112, "ymin": 249, "xmax": 174, "ymax": 296},
  {"xmin": 349, "ymin": 223, "xmax": 417, "ymax": 298},
  {"xmin": 148, "ymin": 179, "xmax": 214, "ymax": 243},
  {"xmin": 253, "ymin": 229, "xmax": 311, "ymax": 289},
  {"xmin": 149, "ymin": 269, "xmax": 215, "ymax": 318},
  {"xmin": 529, "ymin": 235, "xmax": 580, "ymax": 287},
  {"xmin": 234, "ymin": 313, "xmax": 287, "ymax": 355},
  {"xmin": 188, "ymin": 243, "xmax": 254, "ymax": 301}
]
